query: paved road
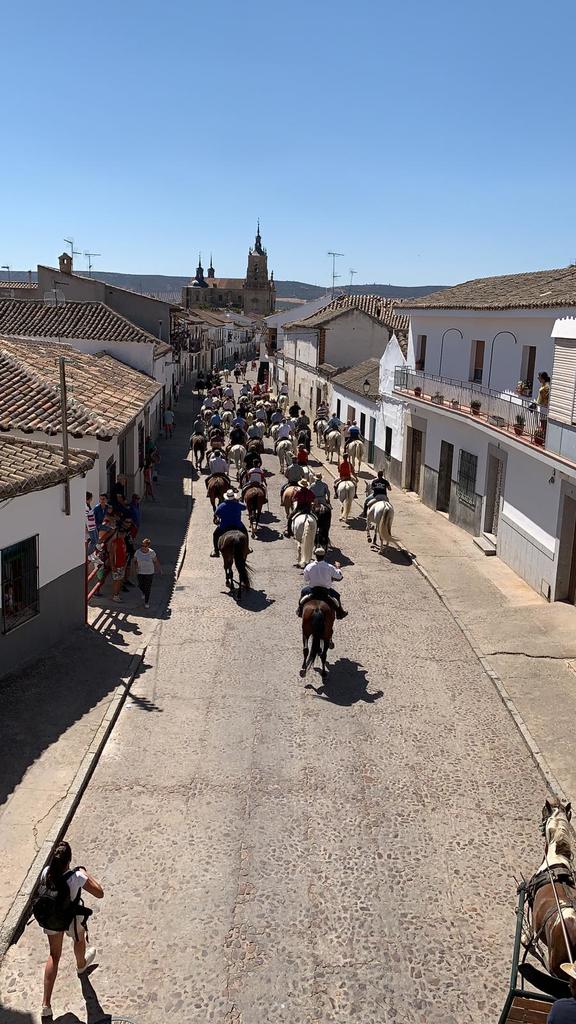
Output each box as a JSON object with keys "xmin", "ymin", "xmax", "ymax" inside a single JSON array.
[{"xmin": 0, "ymin": 384, "xmax": 548, "ymax": 1024}]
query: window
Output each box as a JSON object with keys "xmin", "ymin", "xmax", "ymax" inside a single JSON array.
[
  {"xmin": 347, "ymin": 405, "xmax": 356, "ymax": 423},
  {"xmin": 416, "ymin": 335, "xmax": 427, "ymax": 371},
  {"xmin": 336, "ymin": 398, "xmax": 341, "ymax": 418},
  {"xmin": 385, "ymin": 426, "xmax": 392, "ymax": 456},
  {"xmin": 470, "ymin": 340, "xmax": 485, "ymax": 383},
  {"xmin": 360, "ymin": 412, "xmax": 366, "ymax": 435},
  {"xmin": 138, "ymin": 422, "xmax": 145, "ymax": 469},
  {"xmin": 119, "ymin": 435, "xmax": 127, "ymax": 475},
  {"xmin": 457, "ymin": 450, "xmax": 478, "ymax": 507},
  {"xmin": 521, "ymin": 345, "xmax": 537, "ymax": 389},
  {"xmin": 1, "ymin": 536, "xmax": 39, "ymax": 633},
  {"xmin": 318, "ymin": 329, "xmax": 326, "ymax": 365}
]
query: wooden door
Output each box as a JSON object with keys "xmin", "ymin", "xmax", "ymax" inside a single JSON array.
[
  {"xmin": 409, "ymin": 429, "xmax": 422, "ymax": 493},
  {"xmin": 436, "ymin": 441, "xmax": 453, "ymax": 512}
]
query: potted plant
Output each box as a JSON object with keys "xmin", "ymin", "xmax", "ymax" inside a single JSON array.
[
  {"xmin": 513, "ymin": 414, "xmax": 525, "ymax": 436},
  {"xmin": 414, "ymin": 386, "xmax": 422, "ymax": 397},
  {"xmin": 432, "ymin": 391, "xmax": 445, "ymax": 405},
  {"xmin": 450, "ymin": 398, "xmax": 460, "ymax": 409},
  {"xmin": 470, "ymin": 399, "xmax": 482, "ymax": 415},
  {"xmin": 533, "ymin": 427, "xmax": 545, "ymax": 447},
  {"xmin": 516, "ymin": 380, "xmax": 532, "ymax": 397}
]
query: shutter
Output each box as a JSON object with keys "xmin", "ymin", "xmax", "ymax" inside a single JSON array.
[{"xmin": 550, "ymin": 339, "xmax": 576, "ymax": 423}]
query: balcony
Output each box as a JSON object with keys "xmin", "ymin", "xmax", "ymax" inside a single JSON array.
[{"xmin": 394, "ymin": 367, "xmax": 546, "ymax": 449}]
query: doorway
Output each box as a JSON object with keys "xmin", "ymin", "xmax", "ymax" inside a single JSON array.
[
  {"xmin": 436, "ymin": 441, "xmax": 453, "ymax": 512},
  {"xmin": 557, "ymin": 496, "xmax": 576, "ymax": 603},
  {"xmin": 484, "ymin": 454, "xmax": 505, "ymax": 537},
  {"xmin": 408, "ymin": 428, "xmax": 423, "ymax": 493}
]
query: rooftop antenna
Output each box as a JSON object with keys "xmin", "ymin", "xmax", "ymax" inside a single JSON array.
[
  {"xmin": 1, "ymin": 265, "xmax": 11, "ymax": 284},
  {"xmin": 349, "ymin": 268, "xmax": 357, "ymax": 290},
  {"xmin": 84, "ymin": 251, "xmax": 102, "ymax": 276},
  {"xmin": 327, "ymin": 251, "xmax": 344, "ymax": 298},
  {"xmin": 63, "ymin": 237, "xmax": 81, "ymax": 259}
]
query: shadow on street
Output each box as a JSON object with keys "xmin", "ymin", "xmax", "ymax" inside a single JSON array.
[{"xmin": 305, "ymin": 657, "xmax": 384, "ymax": 705}]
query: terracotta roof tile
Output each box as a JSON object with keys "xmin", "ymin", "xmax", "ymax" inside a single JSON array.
[
  {"xmin": 331, "ymin": 358, "xmax": 381, "ymax": 401},
  {"xmin": 0, "ymin": 436, "xmax": 94, "ymax": 499},
  {"xmin": 285, "ymin": 293, "xmax": 409, "ymax": 335},
  {"xmin": 0, "ymin": 337, "xmax": 160, "ymax": 440},
  {"xmin": 0, "ymin": 298, "xmax": 160, "ymax": 345},
  {"xmin": 0, "ymin": 280, "xmax": 38, "ymax": 290},
  {"xmin": 401, "ymin": 265, "xmax": 576, "ymax": 311}
]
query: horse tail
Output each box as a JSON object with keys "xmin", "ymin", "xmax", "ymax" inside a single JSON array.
[
  {"xmin": 381, "ymin": 503, "xmax": 394, "ymax": 542},
  {"xmin": 233, "ymin": 537, "xmax": 253, "ymax": 591},
  {"xmin": 305, "ymin": 608, "xmax": 325, "ymax": 670},
  {"xmin": 302, "ymin": 514, "xmax": 316, "ymax": 561}
]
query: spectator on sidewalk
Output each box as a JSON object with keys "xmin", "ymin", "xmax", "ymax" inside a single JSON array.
[
  {"xmin": 134, "ymin": 537, "xmax": 162, "ymax": 608},
  {"xmin": 164, "ymin": 407, "xmax": 175, "ymax": 439},
  {"xmin": 85, "ymin": 493, "xmax": 98, "ymax": 554},
  {"xmin": 111, "ymin": 474, "xmax": 127, "ymax": 511},
  {"xmin": 109, "ymin": 525, "xmax": 128, "ymax": 603},
  {"xmin": 128, "ymin": 494, "xmax": 141, "ymax": 535},
  {"xmin": 121, "ymin": 518, "xmax": 136, "ymax": 592},
  {"xmin": 93, "ymin": 493, "xmax": 108, "ymax": 532},
  {"xmin": 38, "ymin": 840, "xmax": 104, "ymax": 1020},
  {"xmin": 143, "ymin": 459, "xmax": 155, "ymax": 501}
]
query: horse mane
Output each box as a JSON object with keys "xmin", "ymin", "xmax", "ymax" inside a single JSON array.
[{"xmin": 553, "ymin": 816, "xmax": 574, "ymax": 860}]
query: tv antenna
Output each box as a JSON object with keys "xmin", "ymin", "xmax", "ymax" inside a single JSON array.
[
  {"xmin": 84, "ymin": 251, "xmax": 102, "ymax": 276},
  {"xmin": 63, "ymin": 237, "xmax": 81, "ymax": 259},
  {"xmin": 349, "ymin": 269, "xmax": 357, "ymax": 290},
  {"xmin": 327, "ymin": 251, "xmax": 344, "ymax": 298},
  {"xmin": 1, "ymin": 265, "xmax": 11, "ymax": 284}
]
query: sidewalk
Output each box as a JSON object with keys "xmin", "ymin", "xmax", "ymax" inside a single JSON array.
[
  {"xmin": 315, "ymin": 442, "xmax": 576, "ymax": 801},
  {"xmin": 0, "ymin": 387, "xmax": 196, "ymax": 953}
]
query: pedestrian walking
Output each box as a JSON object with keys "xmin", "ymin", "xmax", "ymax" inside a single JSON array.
[
  {"xmin": 164, "ymin": 407, "xmax": 175, "ymax": 439},
  {"xmin": 85, "ymin": 493, "xmax": 98, "ymax": 554},
  {"xmin": 34, "ymin": 840, "xmax": 104, "ymax": 1020},
  {"xmin": 134, "ymin": 537, "xmax": 162, "ymax": 608},
  {"xmin": 143, "ymin": 459, "xmax": 155, "ymax": 501},
  {"xmin": 108, "ymin": 525, "xmax": 127, "ymax": 603}
]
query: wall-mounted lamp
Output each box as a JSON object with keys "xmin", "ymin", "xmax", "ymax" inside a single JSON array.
[
  {"xmin": 363, "ymin": 378, "xmax": 371, "ymax": 397},
  {"xmin": 548, "ymin": 470, "xmax": 556, "ymax": 485}
]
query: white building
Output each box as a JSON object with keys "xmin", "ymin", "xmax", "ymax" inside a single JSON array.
[
  {"xmin": 0, "ymin": 337, "xmax": 162, "ymax": 497},
  {"xmin": 393, "ymin": 266, "xmax": 576, "ymax": 602},
  {"xmin": 277, "ymin": 294, "xmax": 409, "ymax": 416},
  {"xmin": 0, "ymin": 437, "xmax": 94, "ymax": 677}
]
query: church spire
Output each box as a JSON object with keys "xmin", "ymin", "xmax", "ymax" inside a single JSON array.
[
  {"xmin": 254, "ymin": 220, "xmax": 263, "ymax": 255},
  {"xmin": 207, "ymin": 253, "xmax": 215, "ymax": 279}
]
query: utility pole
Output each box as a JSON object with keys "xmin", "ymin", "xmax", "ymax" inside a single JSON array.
[
  {"xmin": 327, "ymin": 251, "xmax": 344, "ymax": 298},
  {"xmin": 59, "ymin": 356, "xmax": 71, "ymax": 515}
]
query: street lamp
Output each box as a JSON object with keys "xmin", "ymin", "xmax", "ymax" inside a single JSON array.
[
  {"xmin": 439, "ymin": 327, "xmax": 463, "ymax": 376},
  {"xmin": 487, "ymin": 331, "xmax": 518, "ymax": 390},
  {"xmin": 363, "ymin": 378, "xmax": 371, "ymax": 397}
]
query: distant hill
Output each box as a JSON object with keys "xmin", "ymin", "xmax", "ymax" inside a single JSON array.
[{"xmin": 2, "ymin": 270, "xmax": 444, "ymax": 303}]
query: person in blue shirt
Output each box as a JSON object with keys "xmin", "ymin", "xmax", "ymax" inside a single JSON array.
[
  {"xmin": 211, "ymin": 490, "xmax": 250, "ymax": 558},
  {"xmin": 210, "ymin": 412, "xmax": 222, "ymax": 430},
  {"xmin": 323, "ymin": 413, "xmax": 342, "ymax": 439},
  {"xmin": 93, "ymin": 493, "xmax": 109, "ymax": 532},
  {"xmin": 548, "ymin": 975, "xmax": 576, "ymax": 1022},
  {"xmin": 344, "ymin": 422, "xmax": 362, "ymax": 450}
]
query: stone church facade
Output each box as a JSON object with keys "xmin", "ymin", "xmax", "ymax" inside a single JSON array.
[{"xmin": 181, "ymin": 225, "xmax": 275, "ymax": 316}]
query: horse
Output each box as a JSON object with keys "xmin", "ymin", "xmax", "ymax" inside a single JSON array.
[
  {"xmin": 228, "ymin": 444, "xmax": 247, "ymax": 479},
  {"xmin": 221, "ymin": 410, "xmax": 233, "ymax": 433},
  {"xmin": 281, "ymin": 485, "xmax": 299, "ymax": 520},
  {"xmin": 206, "ymin": 473, "xmax": 229, "ymax": 511},
  {"xmin": 278, "ymin": 394, "xmax": 289, "ymax": 412},
  {"xmin": 336, "ymin": 480, "xmax": 356, "ymax": 521},
  {"xmin": 190, "ymin": 433, "xmax": 207, "ymax": 470},
  {"xmin": 325, "ymin": 429, "xmax": 342, "ymax": 464},
  {"xmin": 314, "ymin": 504, "xmax": 332, "ymax": 549},
  {"xmin": 247, "ymin": 437, "xmax": 264, "ymax": 457},
  {"xmin": 347, "ymin": 439, "xmax": 365, "ymax": 473},
  {"xmin": 526, "ymin": 796, "xmax": 576, "ymax": 980},
  {"xmin": 244, "ymin": 485, "xmax": 267, "ymax": 537},
  {"xmin": 277, "ymin": 438, "xmax": 295, "ymax": 472},
  {"xmin": 292, "ymin": 511, "xmax": 317, "ymax": 568},
  {"xmin": 300, "ymin": 599, "xmax": 334, "ymax": 679},
  {"xmin": 366, "ymin": 499, "xmax": 394, "ymax": 552},
  {"xmin": 314, "ymin": 418, "xmax": 328, "ymax": 447}
]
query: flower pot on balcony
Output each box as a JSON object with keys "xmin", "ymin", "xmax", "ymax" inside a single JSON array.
[
  {"xmin": 513, "ymin": 424, "xmax": 524, "ymax": 436},
  {"xmin": 414, "ymin": 386, "xmax": 422, "ymax": 397},
  {"xmin": 470, "ymin": 401, "xmax": 482, "ymax": 415},
  {"xmin": 450, "ymin": 398, "xmax": 460, "ymax": 409},
  {"xmin": 431, "ymin": 392, "xmax": 444, "ymax": 405},
  {"xmin": 533, "ymin": 430, "xmax": 545, "ymax": 447}
]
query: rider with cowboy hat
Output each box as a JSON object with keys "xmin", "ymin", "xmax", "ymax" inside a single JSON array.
[
  {"xmin": 310, "ymin": 472, "xmax": 331, "ymax": 506},
  {"xmin": 211, "ymin": 489, "xmax": 251, "ymax": 558},
  {"xmin": 297, "ymin": 547, "xmax": 348, "ymax": 619}
]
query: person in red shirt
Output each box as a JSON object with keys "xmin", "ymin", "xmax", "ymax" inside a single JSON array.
[
  {"xmin": 334, "ymin": 452, "xmax": 358, "ymax": 498},
  {"xmin": 296, "ymin": 444, "xmax": 309, "ymax": 466},
  {"xmin": 108, "ymin": 526, "xmax": 127, "ymax": 603},
  {"xmin": 285, "ymin": 479, "xmax": 315, "ymax": 537}
]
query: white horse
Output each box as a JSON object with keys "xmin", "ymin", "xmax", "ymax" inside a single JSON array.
[
  {"xmin": 315, "ymin": 418, "xmax": 328, "ymax": 447},
  {"xmin": 271, "ymin": 423, "xmax": 280, "ymax": 443},
  {"xmin": 347, "ymin": 439, "xmax": 364, "ymax": 473},
  {"xmin": 366, "ymin": 499, "xmax": 394, "ymax": 552},
  {"xmin": 228, "ymin": 444, "xmax": 247, "ymax": 479},
  {"xmin": 221, "ymin": 410, "xmax": 233, "ymax": 434},
  {"xmin": 277, "ymin": 437, "xmax": 296, "ymax": 472},
  {"xmin": 336, "ymin": 480, "xmax": 356, "ymax": 521},
  {"xmin": 278, "ymin": 394, "xmax": 289, "ymax": 411},
  {"xmin": 325, "ymin": 429, "xmax": 342, "ymax": 464},
  {"xmin": 292, "ymin": 512, "xmax": 317, "ymax": 568}
]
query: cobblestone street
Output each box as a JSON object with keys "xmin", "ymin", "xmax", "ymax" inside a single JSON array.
[{"xmin": 0, "ymin": 385, "xmax": 550, "ymax": 1024}]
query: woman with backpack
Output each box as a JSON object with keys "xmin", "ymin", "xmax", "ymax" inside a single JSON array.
[{"xmin": 36, "ymin": 841, "xmax": 104, "ymax": 1019}]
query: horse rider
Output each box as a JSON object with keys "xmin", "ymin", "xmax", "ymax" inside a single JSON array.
[
  {"xmin": 209, "ymin": 410, "xmax": 223, "ymax": 431},
  {"xmin": 316, "ymin": 401, "xmax": 329, "ymax": 420},
  {"xmin": 279, "ymin": 382, "xmax": 289, "ymax": 398},
  {"xmin": 239, "ymin": 381, "xmax": 251, "ymax": 397},
  {"xmin": 255, "ymin": 403, "xmax": 268, "ymax": 425},
  {"xmin": 323, "ymin": 411, "xmax": 342, "ymax": 440},
  {"xmin": 203, "ymin": 393, "xmax": 214, "ymax": 410},
  {"xmin": 288, "ymin": 400, "xmax": 300, "ymax": 419},
  {"xmin": 279, "ymin": 456, "xmax": 305, "ymax": 500},
  {"xmin": 231, "ymin": 412, "xmax": 247, "ymax": 431},
  {"xmin": 343, "ymin": 420, "xmax": 362, "ymax": 451},
  {"xmin": 270, "ymin": 406, "xmax": 284, "ymax": 427},
  {"xmin": 192, "ymin": 414, "xmax": 206, "ymax": 436},
  {"xmin": 362, "ymin": 470, "xmax": 391, "ymax": 517},
  {"xmin": 206, "ymin": 449, "xmax": 230, "ymax": 488},
  {"xmin": 223, "ymin": 383, "xmax": 235, "ymax": 400},
  {"xmin": 333, "ymin": 452, "xmax": 358, "ymax": 498},
  {"xmin": 285, "ymin": 478, "xmax": 316, "ymax": 538},
  {"xmin": 242, "ymin": 463, "xmax": 267, "ymax": 499},
  {"xmin": 295, "ymin": 410, "xmax": 310, "ymax": 433},
  {"xmin": 211, "ymin": 489, "xmax": 251, "ymax": 557},
  {"xmin": 310, "ymin": 472, "xmax": 331, "ymax": 507},
  {"xmin": 229, "ymin": 424, "xmax": 247, "ymax": 447},
  {"xmin": 247, "ymin": 421, "xmax": 264, "ymax": 440},
  {"xmin": 222, "ymin": 396, "xmax": 235, "ymax": 413},
  {"xmin": 297, "ymin": 547, "xmax": 348, "ymax": 619},
  {"xmin": 297, "ymin": 425, "xmax": 312, "ymax": 452},
  {"xmin": 244, "ymin": 449, "xmax": 263, "ymax": 471},
  {"xmin": 275, "ymin": 418, "xmax": 293, "ymax": 451},
  {"xmin": 296, "ymin": 443, "xmax": 309, "ymax": 467}
]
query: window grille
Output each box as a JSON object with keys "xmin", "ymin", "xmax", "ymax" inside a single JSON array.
[
  {"xmin": 1, "ymin": 536, "xmax": 39, "ymax": 633},
  {"xmin": 457, "ymin": 450, "xmax": 478, "ymax": 507}
]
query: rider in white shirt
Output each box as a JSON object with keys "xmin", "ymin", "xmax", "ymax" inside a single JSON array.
[
  {"xmin": 276, "ymin": 420, "xmax": 293, "ymax": 441},
  {"xmin": 203, "ymin": 395, "xmax": 214, "ymax": 409},
  {"xmin": 208, "ymin": 453, "xmax": 229, "ymax": 476},
  {"xmin": 297, "ymin": 548, "xmax": 348, "ymax": 619},
  {"xmin": 223, "ymin": 398, "xmax": 235, "ymax": 411},
  {"xmin": 248, "ymin": 423, "xmax": 264, "ymax": 439},
  {"xmin": 245, "ymin": 465, "xmax": 266, "ymax": 489},
  {"xmin": 223, "ymin": 385, "xmax": 234, "ymax": 399},
  {"xmin": 271, "ymin": 408, "xmax": 283, "ymax": 425}
]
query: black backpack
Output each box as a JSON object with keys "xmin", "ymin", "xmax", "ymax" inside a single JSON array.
[{"xmin": 32, "ymin": 868, "xmax": 92, "ymax": 932}]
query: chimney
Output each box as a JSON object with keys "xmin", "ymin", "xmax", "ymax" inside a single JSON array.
[
  {"xmin": 58, "ymin": 252, "xmax": 73, "ymax": 275},
  {"xmin": 28, "ymin": 269, "xmax": 32, "ymax": 286}
]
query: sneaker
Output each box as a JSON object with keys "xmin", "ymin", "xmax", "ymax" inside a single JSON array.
[
  {"xmin": 77, "ymin": 947, "xmax": 96, "ymax": 975},
  {"xmin": 41, "ymin": 1008, "xmax": 53, "ymax": 1019},
  {"xmin": 209, "ymin": 551, "xmax": 219, "ymax": 558},
  {"xmin": 112, "ymin": 595, "xmax": 122, "ymax": 603}
]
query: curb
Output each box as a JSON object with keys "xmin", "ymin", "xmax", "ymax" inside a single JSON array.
[
  {"xmin": 314, "ymin": 442, "xmax": 571, "ymax": 804},
  {"xmin": 0, "ymin": 645, "xmax": 146, "ymax": 961}
]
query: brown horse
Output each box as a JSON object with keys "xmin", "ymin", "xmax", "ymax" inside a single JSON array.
[
  {"xmin": 206, "ymin": 474, "xmax": 228, "ymax": 510},
  {"xmin": 282, "ymin": 484, "xmax": 299, "ymax": 520},
  {"xmin": 190, "ymin": 433, "xmax": 207, "ymax": 469},
  {"xmin": 528, "ymin": 796, "xmax": 576, "ymax": 979},
  {"xmin": 300, "ymin": 599, "xmax": 335, "ymax": 679},
  {"xmin": 247, "ymin": 437, "xmax": 264, "ymax": 456},
  {"xmin": 244, "ymin": 485, "xmax": 267, "ymax": 537},
  {"xmin": 219, "ymin": 529, "xmax": 253, "ymax": 600}
]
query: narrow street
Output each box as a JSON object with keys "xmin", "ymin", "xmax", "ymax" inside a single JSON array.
[{"xmin": 0, "ymin": 382, "xmax": 548, "ymax": 1024}]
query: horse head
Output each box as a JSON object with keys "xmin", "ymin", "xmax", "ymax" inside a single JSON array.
[{"xmin": 542, "ymin": 796, "xmax": 573, "ymax": 859}]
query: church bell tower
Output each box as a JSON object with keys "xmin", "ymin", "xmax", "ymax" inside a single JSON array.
[{"xmin": 244, "ymin": 221, "xmax": 275, "ymax": 315}]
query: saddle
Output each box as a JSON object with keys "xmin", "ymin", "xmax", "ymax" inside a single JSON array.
[
  {"xmin": 242, "ymin": 482, "xmax": 266, "ymax": 498},
  {"xmin": 299, "ymin": 587, "xmax": 338, "ymax": 613},
  {"xmin": 205, "ymin": 473, "xmax": 230, "ymax": 490}
]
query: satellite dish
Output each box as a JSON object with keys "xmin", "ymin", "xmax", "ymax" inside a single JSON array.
[{"xmin": 43, "ymin": 289, "xmax": 66, "ymax": 306}]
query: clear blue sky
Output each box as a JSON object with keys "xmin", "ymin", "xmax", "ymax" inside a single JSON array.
[{"xmin": 2, "ymin": 0, "xmax": 574, "ymax": 286}]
